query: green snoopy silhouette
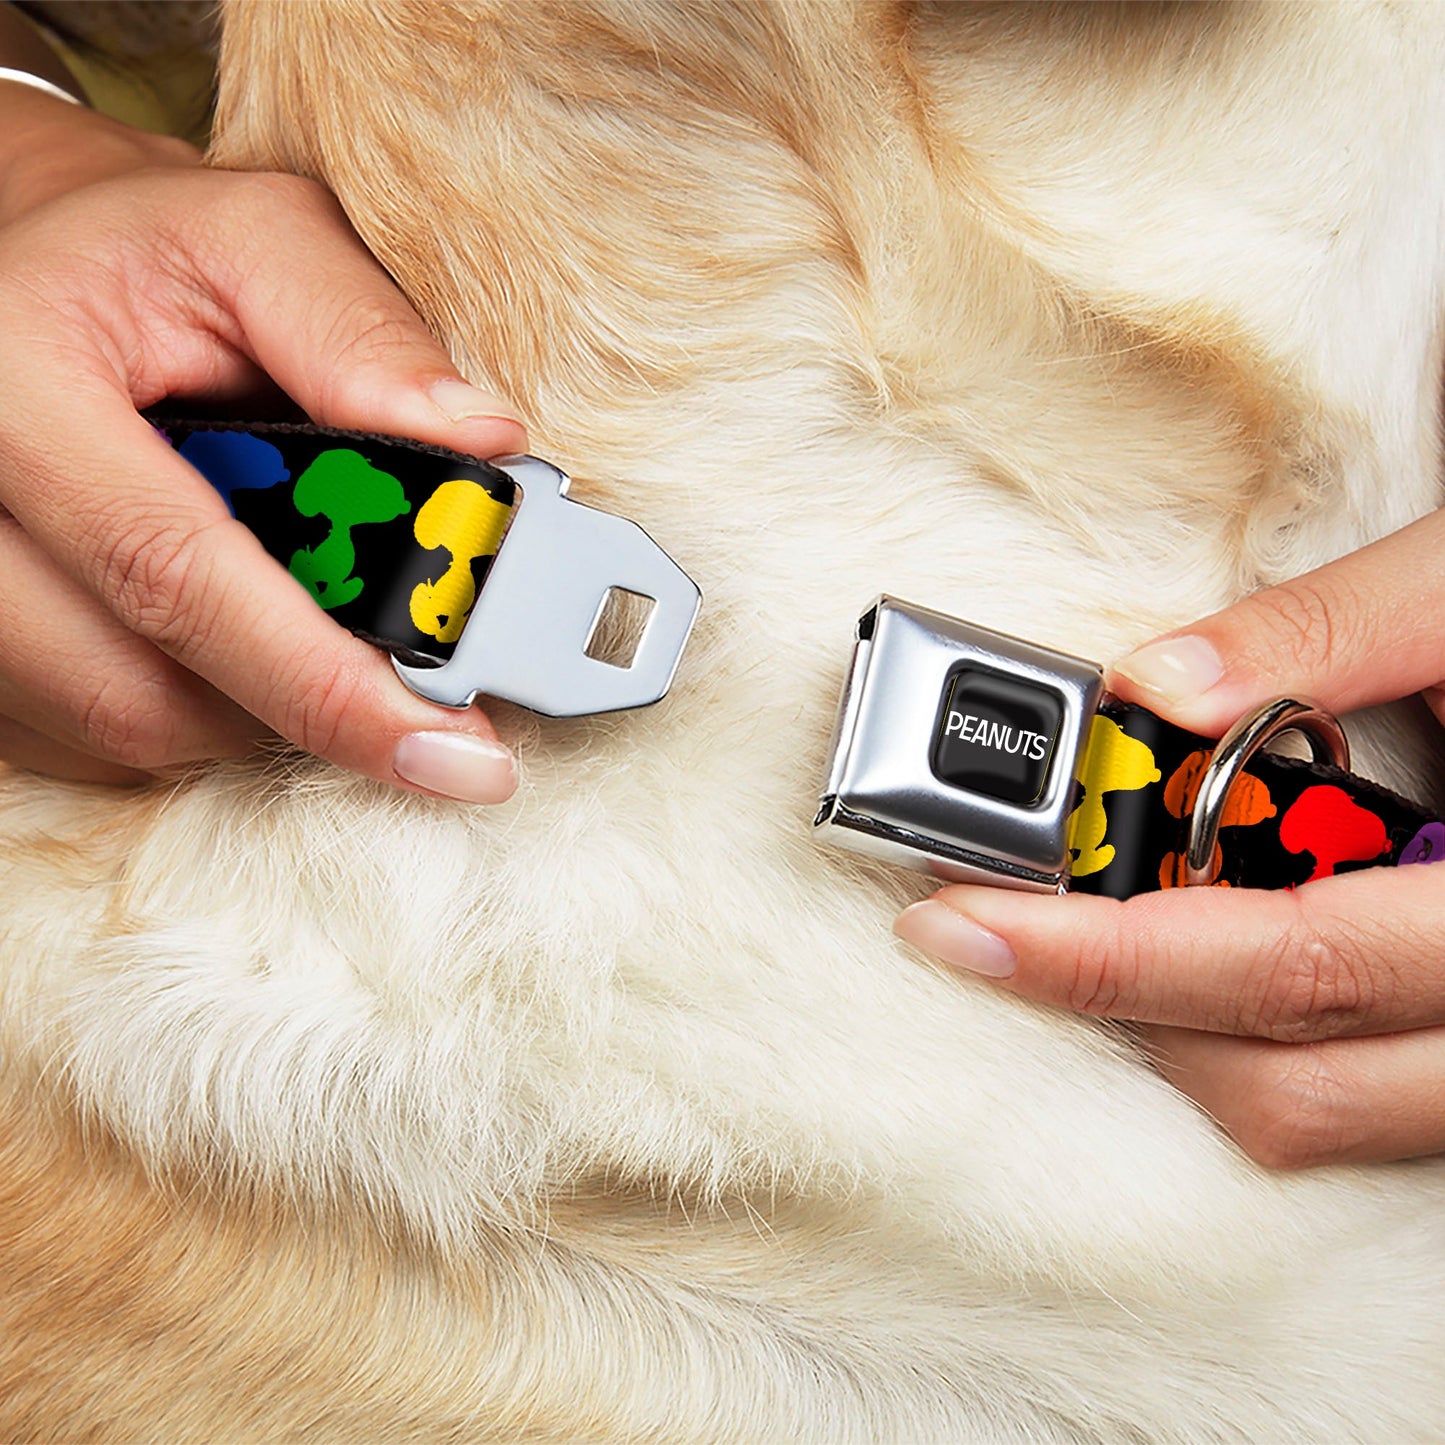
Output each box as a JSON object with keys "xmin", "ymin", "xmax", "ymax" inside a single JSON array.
[{"xmin": 287, "ymin": 449, "xmax": 411, "ymax": 609}]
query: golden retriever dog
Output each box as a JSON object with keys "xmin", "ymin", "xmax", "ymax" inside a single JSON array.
[{"xmin": 5, "ymin": 1, "xmax": 1445, "ymax": 1438}]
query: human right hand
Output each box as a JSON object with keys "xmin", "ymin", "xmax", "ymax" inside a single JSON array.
[
  {"xmin": 0, "ymin": 83, "xmax": 527, "ymax": 799},
  {"xmin": 895, "ymin": 508, "xmax": 1445, "ymax": 1168}
]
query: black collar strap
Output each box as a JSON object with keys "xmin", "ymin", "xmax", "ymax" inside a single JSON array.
[
  {"xmin": 1066, "ymin": 697, "xmax": 1440, "ymax": 897},
  {"xmin": 155, "ymin": 419, "xmax": 701, "ymax": 717},
  {"xmin": 815, "ymin": 596, "xmax": 1442, "ymax": 897},
  {"xmin": 155, "ymin": 434, "xmax": 1436, "ymax": 899}
]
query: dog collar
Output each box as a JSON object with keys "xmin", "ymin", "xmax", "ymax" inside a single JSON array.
[
  {"xmin": 155, "ymin": 419, "xmax": 700, "ymax": 717},
  {"xmin": 816, "ymin": 597, "xmax": 1443, "ymax": 896}
]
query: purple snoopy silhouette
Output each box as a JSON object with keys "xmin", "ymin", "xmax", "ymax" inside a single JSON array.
[{"xmin": 1400, "ymin": 821, "xmax": 1445, "ymax": 866}]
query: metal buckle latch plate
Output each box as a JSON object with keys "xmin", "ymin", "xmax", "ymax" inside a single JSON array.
[
  {"xmin": 815, "ymin": 597, "xmax": 1104, "ymax": 892},
  {"xmin": 394, "ymin": 455, "xmax": 701, "ymax": 717}
]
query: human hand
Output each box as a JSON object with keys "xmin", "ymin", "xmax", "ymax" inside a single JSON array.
[
  {"xmin": 0, "ymin": 86, "xmax": 527, "ymax": 798},
  {"xmin": 0, "ymin": 76, "xmax": 202, "ymax": 215},
  {"xmin": 894, "ymin": 509, "xmax": 1445, "ymax": 1168}
]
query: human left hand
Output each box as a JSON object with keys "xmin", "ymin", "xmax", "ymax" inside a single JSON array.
[
  {"xmin": 894, "ymin": 508, "xmax": 1445, "ymax": 1169},
  {"xmin": 0, "ymin": 83, "xmax": 527, "ymax": 797}
]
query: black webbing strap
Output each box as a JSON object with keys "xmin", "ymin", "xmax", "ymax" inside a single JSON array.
[
  {"xmin": 1067, "ymin": 701, "xmax": 1441, "ymax": 896},
  {"xmin": 161, "ymin": 417, "xmax": 1441, "ymax": 895},
  {"xmin": 153, "ymin": 417, "xmax": 515, "ymax": 669}
]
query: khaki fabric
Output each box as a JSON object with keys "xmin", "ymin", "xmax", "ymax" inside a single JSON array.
[{"xmin": 16, "ymin": 1, "xmax": 217, "ymax": 144}]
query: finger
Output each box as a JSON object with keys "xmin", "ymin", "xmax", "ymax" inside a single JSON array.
[
  {"xmin": 1143, "ymin": 1023, "xmax": 1445, "ymax": 1169},
  {"xmin": 180, "ymin": 172, "xmax": 528, "ymax": 458},
  {"xmin": 0, "ymin": 714, "xmax": 151, "ymax": 786},
  {"xmin": 1, "ymin": 168, "xmax": 524, "ymax": 457},
  {"xmin": 0, "ymin": 392, "xmax": 518, "ymax": 802},
  {"xmin": 0, "ymin": 513, "xmax": 263, "ymax": 766},
  {"xmin": 894, "ymin": 866, "xmax": 1445, "ymax": 1043},
  {"xmin": 1106, "ymin": 506, "xmax": 1445, "ymax": 734},
  {"xmin": 0, "ymin": 171, "xmax": 521, "ymax": 800}
]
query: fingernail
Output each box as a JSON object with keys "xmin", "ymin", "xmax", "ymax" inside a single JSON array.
[
  {"xmin": 429, "ymin": 378, "xmax": 521, "ymax": 425},
  {"xmin": 393, "ymin": 731, "xmax": 516, "ymax": 804},
  {"xmin": 1113, "ymin": 635, "xmax": 1224, "ymax": 706},
  {"xmin": 893, "ymin": 899, "xmax": 1016, "ymax": 979}
]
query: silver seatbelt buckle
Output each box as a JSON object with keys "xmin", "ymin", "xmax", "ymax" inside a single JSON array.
[
  {"xmin": 815, "ymin": 597, "xmax": 1104, "ymax": 892},
  {"xmin": 393, "ymin": 455, "xmax": 701, "ymax": 717}
]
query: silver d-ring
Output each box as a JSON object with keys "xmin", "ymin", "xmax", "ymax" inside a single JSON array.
[{"xmin": 1184, "ymin": 697, "xmax": 1350, "ymax": 887}]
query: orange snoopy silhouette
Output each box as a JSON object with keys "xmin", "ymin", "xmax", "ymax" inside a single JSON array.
[{"xmin": 1157, "ymin": 748, "xmax": 1276, "ymax": 888}]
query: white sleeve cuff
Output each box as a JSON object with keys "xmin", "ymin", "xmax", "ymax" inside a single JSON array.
[{"xmin": 0, "ymin": 66, "xmax": 81, "ymax": 106}]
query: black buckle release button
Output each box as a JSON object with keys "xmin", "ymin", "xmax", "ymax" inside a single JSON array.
[{"xmin": 932, "ymin": 669, "xmax": 1063, "ymax": 805}]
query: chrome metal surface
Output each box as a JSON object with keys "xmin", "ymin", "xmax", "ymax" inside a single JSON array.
[
  {"xmin": 1183, "ymin": 697, "xmax": 1350, "ymax": 886},
  {"xmin": 814, "ymin": 597, "xmax": 1105, "ymax": 892},
  {"xmin": 393, "ymin": 455, "xmax": 701, "ymax": 717}
]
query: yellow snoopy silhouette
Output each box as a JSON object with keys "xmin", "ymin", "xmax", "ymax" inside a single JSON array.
[
  {"xmin": 409, "ymin": 480, "xmax": 513, "ymax": 643},
  {"xmin": 1067, "ymin": 716, "xmax": 1162, "ymax": 877}
]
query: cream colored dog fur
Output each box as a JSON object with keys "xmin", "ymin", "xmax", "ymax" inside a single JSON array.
[{"xmin": 4, "ymin": 2, "xmax": 1445, "ymax": 1439}]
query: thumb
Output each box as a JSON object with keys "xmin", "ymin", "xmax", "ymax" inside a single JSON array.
[
  {"xmin": 1108, "ymin": 507, "xmax": 1445, "ymax": 734},
  {"xmin": 205, "ymin": 173, "xmax": 527, "ymax": 459}
]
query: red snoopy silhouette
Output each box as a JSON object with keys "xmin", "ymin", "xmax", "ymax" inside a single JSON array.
[{"xmin": 1278, "ymin": 785, "xmax": 1389, "ymax": 882}]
